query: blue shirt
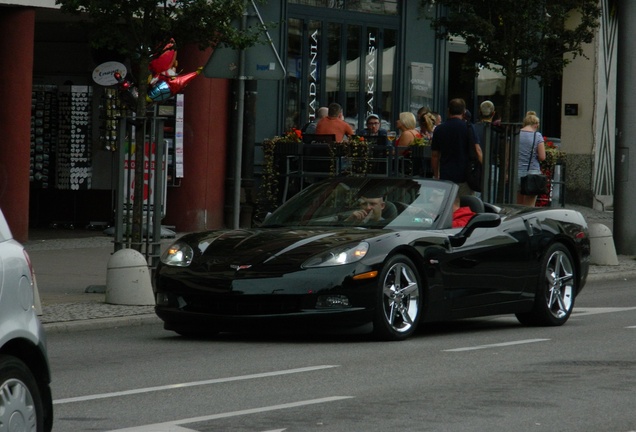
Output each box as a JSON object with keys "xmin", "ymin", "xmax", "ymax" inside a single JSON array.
[{"xmin": 518, "ymin": 130, "xmax": 544, "ymax": 174}]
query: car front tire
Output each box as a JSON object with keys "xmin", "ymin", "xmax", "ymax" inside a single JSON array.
[
  {"xmin": 0, "ymin": 354, "xmax": 45, "ymax": 432},
  {"xmin": 516, "ymin": 243, "xmax": 576, "ymax": 326},
  {"xmin": 373, "ymin": 254, "xmax": 423, "ymax": 341}
]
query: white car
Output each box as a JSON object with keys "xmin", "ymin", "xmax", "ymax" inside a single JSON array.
[{"xmin": 0, "ymin": 209, "xmax": 53, "ymax": 431}]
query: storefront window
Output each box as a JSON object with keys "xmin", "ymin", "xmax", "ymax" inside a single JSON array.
[
  {"xmin": 285, "ymin": 9, "xmax": 397, "ymax": 131},
  {"xmin": 289, "ymin": 0, "xmax": 398, "ymax": 15},
  {"xmin": 286, "ymin": 18, "xmax": 303, "ymax": 130},
  {"xmin": 326, "ymin": 22, "xmax": 342, "ymax": 102},
  {"xmin": 344, "ymin": 25, "xmax": 361, "ymax": 131},
  {"xmin": 380, "ymin": 28, "xmax": 396, "ymax": 130},
  {"xmin": 347, "ymin": 0, "xmax": 398, "ymax": 14}
]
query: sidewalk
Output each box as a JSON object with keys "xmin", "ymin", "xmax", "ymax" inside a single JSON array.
[{"xmin": 23, "ymin": 205, "xmax": 636, "ymax": 333}]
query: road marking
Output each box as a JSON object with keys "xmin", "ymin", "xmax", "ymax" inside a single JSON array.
[
  {"xmin": 443, "ymin": 338, "xmax": 550, "ymax": 352},
  {"xmin": 573, "ymin": 307, "xmax": 636, "ymax": 316},
  {"xmin": 54, "ymin": 365, "xmax": 339, "ymax": 405},
  {"xmin": 106, "ymin": 397, "xmax": 353, "ymax": 432}
]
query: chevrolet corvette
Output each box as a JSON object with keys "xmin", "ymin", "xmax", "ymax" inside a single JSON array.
[{"xmin": 154, "ymin": 177, "xmax": 590, "ymax": 341}]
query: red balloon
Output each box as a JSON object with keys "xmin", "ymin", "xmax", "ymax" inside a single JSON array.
[{"xmin": 149, "ymin": 38, "xmax": 177, "ymax": 78}]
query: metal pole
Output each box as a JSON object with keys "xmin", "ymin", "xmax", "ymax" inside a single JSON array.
[
  {"xmin": 114, "ymin": 117, "xmax": 128, "ymax": 252},
  {"xmin": 151, "ymin": 117, "xmax": 165, "ymax": 269},
  {"xmin": 232, "ymin": 3, "xmax": 248, "ymax": 229}
]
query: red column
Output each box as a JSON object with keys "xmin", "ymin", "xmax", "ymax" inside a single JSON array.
[
  {"xmin": 0, "ymin": 8, "xmax": 35, "ymax": 242},
  {"xmin": 164, "ymin": 46, "xmax": 229, "ymax": 231}
]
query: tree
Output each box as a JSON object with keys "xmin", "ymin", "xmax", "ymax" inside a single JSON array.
[
  {"xmin": 420, "ymin": 0, "xmax": 601, "ymax": 122},
  {"xmin": 56, "ymin": 0, "xmax": 263, "ymax": 249}
]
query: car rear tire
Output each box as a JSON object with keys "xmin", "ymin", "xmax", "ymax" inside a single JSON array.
[
  {"xmin": 373, "ymin": 254, "xmax": 423, "ymax": 341},
  {"xmin": 0, "ymin": 355, "xmax": 45, "ymax": 432},
  {"xmin": 516, "ymin": 243, "xmax": 576, "ymax": 326}
]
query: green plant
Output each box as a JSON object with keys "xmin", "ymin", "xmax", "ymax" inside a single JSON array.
[
  {"xmin": 541, "ymin": 140, "xmax": 566, "ymax": 169},
  {"xmin": 341, "ymin": 136, "xmax": 370, "ymax": 176},
  {"xmin": 257, "ymin": 128, "xmax": 303, "ymax": 216},
  {"xmin": 409, "ymin": 136, "xmax": 429, "ymax": 146}
]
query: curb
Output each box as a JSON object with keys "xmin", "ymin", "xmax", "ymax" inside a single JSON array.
[
  {"xmin": 586, "ymin": 270, "xmax": 636, "ymax": 283},
  {"xmin": 43, "ymin": 314, "xmax": 161, "ymax": 334}
]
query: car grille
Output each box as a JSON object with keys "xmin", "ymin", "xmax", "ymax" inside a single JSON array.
[{"xmin": 181, "ymin": 294, "xmax": 305, "ymax": 316}]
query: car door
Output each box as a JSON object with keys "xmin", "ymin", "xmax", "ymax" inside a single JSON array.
[{"xmin": 439, "ymin": 216, "xmax": 533, "ymax": 312}]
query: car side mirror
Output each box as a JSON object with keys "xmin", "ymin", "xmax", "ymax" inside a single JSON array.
[{"xmin": 449, "ymin": 213, "xmax": 501, "ymax": 247}]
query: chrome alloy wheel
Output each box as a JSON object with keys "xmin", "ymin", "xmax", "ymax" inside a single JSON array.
[
  {"xmin": 382, "ymin": 260, "xmax": 420, "ymax": 334},
  {"xmin": 544, "ymin": 248, "xmax": 574, "ymax": 319}
]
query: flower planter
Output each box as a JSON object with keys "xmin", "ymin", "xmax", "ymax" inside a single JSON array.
[
  {"xmin": 409, "ymin": 145, "xmax": 431, "ymax": 158},
  {"xmin": 274, "ymin": 141, "xmax": 303, "ymax": 155}
]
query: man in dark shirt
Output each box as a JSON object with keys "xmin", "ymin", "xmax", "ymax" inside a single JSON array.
[
  {"xmin": 431, "ymin": 98, "xmax": 482, "ymax": 196},
  {"xmin": 357, "ymin": 114, "xmax": 388, "ymax": 137}
]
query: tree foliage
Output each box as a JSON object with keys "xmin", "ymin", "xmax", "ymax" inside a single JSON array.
[
  {"xmin": 56, "ymin": 0, "xmax": 266, "ymax": 112},
  {"xmin": 420, "ymin": 0, "xmax": 601, "ymax": 121},
  {"xmin": 56, "ymin": 0, "xmax": 266, "ymax": 248},
  {"xmin": 56, "ymin": 0, "xmax": 263, "ymax": 81}
]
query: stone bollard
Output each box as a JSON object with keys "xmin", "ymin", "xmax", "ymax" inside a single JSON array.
[
  {"xmin": 106, "ymin": 249, "xmax": 155, "ymax": 305},
  {"xmin": 588, "ymin": 223, "xmax": 619, "ymax": 266}
]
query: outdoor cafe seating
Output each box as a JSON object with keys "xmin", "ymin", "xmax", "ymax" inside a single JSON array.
[{"xmin": 274, "ymin": 135, "xmax": 432, "ymax": 202}]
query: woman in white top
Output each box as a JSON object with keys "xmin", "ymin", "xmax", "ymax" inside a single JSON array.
[{"xmin": 517, "ymin": 111, "xmax": 546, "ymax": 206}]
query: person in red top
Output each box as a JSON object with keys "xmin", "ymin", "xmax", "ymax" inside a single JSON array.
[
  {"xmin": 452, "ymin": 196, "xmax": 476, "ymax": 228},
  {"xmin": 315, "ymin": 102, "xmax": 354, "ymax": 142},
  {"xmin": 395, "ymin": 112, "xmax": 422, "ymax": 147}
]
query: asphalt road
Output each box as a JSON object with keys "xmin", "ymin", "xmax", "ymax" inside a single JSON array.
[{"xmin": 47, "ymin": 277, "xmax": 636, "ymax": 432}]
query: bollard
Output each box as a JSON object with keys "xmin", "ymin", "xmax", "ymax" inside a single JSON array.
[
  {"xmin": 588, "ymin": 223, "xmax": 619, "ymax": 266},
  {"xmin": 105, "ymin": 249, "xmax": 155, "ymax": 305}
]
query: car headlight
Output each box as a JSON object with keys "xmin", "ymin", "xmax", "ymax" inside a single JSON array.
[
  {"xmin": 303, "ymin": 242, "xmax": 369, "ymax": 268},
  {"xmin": 161, "ymin": 242, "xmax": 194, "ymax": 267}
]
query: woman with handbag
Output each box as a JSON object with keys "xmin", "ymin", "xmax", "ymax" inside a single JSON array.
[{"xmin": 517, "ymin": 111, "xmax": 546, "ymax": 206}]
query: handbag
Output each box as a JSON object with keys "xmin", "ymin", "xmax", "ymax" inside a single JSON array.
[
  {"xmin": 519, "ymin": 132, "xmax": 548, "ymax": 195},
  {"xmin": 465, "ymin": 124, "xmax": 482, "ymax": 192}
]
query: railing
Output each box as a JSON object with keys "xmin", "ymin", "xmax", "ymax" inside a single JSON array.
[
  {"xmin": 274, "ymin": 142, "xmax": 415, "ymax": 202},
  {"xmin": 257, "ymin": 123, "xmax": 564, "ymax": 212}
]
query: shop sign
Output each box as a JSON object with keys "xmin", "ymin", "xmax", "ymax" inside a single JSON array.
[
  {"xmin": 92, "ymin": 62, "xmax": 127, "ymax": 86},
  {"xmin": 365, "ymin": 33, "xmax": 377, "ymax": 118},
  {"xmin": 307, "ymin": 29, "xmax": 319, "ymax": 122}
]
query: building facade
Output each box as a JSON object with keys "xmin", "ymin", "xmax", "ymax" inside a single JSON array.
[{"xmin": 0, "ymin": 0, "xmax": 611, "ymax": 242}]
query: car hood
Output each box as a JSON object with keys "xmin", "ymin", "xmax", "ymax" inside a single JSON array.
[{"xmin": 180, "ymin": 227, "xmax": 388, "ymax": 273}]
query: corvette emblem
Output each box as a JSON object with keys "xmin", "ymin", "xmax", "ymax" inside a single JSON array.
[{"xmin": 230, "ymin": 264, "xmax": 252, "ymax": 271}]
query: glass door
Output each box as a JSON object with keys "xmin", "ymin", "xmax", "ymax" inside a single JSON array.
[{"xmin": 285, "ymin": 14, "xmax": 397, "ymax": 134}]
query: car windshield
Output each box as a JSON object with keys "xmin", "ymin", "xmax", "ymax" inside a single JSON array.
[{"xmin": 263, "ymin": 178, "xmax": 456, "ymax": 229}]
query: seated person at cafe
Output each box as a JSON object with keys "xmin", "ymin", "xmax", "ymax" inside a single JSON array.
[
  {"xmin": 302, "ymin": 106, "xmax": 328, "ymax": 135},
  {"xmin": 316, "ymin": 102, "xmax": 354, "ymax": 142},
  {"xmin": 452, "ymin": 196, "xmax": 476, "ymax": 228},
  {"xmin": 356, "ymin": 114, "xmax": 388, "ymax": 138}
]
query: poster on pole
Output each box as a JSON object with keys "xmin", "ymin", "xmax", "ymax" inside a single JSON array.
[
  {"xmin": 123, "ymin": 141, "xmax": 168, "ymax": 217},
  {"xmin": 175, "ymin": 94, "xmax": 185, "ymax": 178}
]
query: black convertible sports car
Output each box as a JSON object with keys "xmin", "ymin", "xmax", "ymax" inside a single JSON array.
[{"xmin": 154, "ymin": 177, "xmax": 590, "ymax": 341}]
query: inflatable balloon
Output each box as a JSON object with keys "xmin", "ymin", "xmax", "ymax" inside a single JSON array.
[
  {"xmin": 145, "ymin": 38, "xmax": 201, "ymax": 102},
  {"xmin": 112, "ymin": 38, "xmax": 202, "ymax": 107},
  {"xmin": 113, "ymin": 71, "xmax": 139, "ymax": 108},
  {"xmin": 149, "ymin": 38, "xmax": 178, "ymax": 81},
  {"xmin": 146, "ymin": 68, "xmax": 202, "ymax": 103}
]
